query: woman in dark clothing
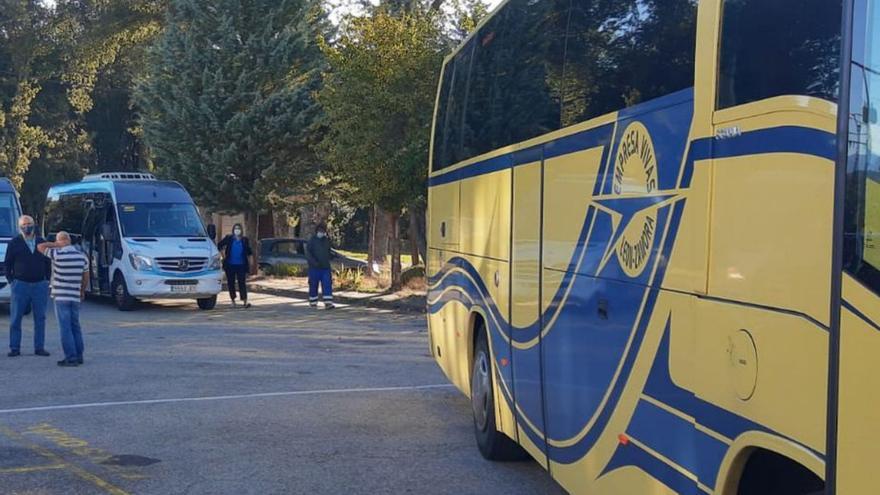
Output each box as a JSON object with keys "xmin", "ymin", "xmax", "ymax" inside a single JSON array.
[{"xmin": 217, "ymin": 223, "xmax": 253, "ymax": 308}]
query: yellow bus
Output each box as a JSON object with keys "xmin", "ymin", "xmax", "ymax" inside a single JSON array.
[{"xmin": 427, "ymin": 0, "xmax": 880, "ymax": 493}]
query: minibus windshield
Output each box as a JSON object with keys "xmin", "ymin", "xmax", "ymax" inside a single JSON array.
[{"xmin": 117, "ymin": 203, "xmax": 207, "ymax": 238}]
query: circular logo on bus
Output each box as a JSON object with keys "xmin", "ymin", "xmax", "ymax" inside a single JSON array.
[{"xmin": 612, "ymin": 122, "xmax": 659, "ymax": 278}]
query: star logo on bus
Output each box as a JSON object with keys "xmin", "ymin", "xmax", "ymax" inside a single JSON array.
[
  {"xmin": 593, "ymin": 122, "xmax": 679, "ymax": 278},
  {"xmin": 594, "ymin": 193, "xmax": 679, "ymax": 277}
]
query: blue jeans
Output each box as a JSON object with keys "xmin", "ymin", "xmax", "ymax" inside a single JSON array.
[
  {"xmin": 55, "ymin": 300, "xmax": 83, "ymax": 362},
  {"xmin": 9, "ymin": 280, "xmax": 49, "ymax": 352},
  {"xmin": 308, "ymin": 268, "xmax": 333, "ymax": 305}
]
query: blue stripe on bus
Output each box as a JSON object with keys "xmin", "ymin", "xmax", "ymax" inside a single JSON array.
[
  {"xmin": 842, "ymin": 299, "xmax": 880, "ymax": 333},
  {"xmin": 626, "ymin": 398, "xmax": 728, "ymax": 488},
  {"xmin": 642, "ymin": 318, "xmax": 825, "ymax": 461},
  {"xmin": 432, "ymin": 125, "xmax": 835, "ymax": 190}
]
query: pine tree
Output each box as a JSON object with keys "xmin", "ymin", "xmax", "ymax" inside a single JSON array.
[{"xmin": 135, "ymin": 0, "xmax": 325, "ymax": 247}]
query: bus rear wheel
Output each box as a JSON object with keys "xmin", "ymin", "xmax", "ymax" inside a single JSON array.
[
  {"xmin": 472, "ymin": 328, "xmax": 528, "ymax": 461},
  {"xmin": 112, "ymin": 274, "xmax": 136, "ymax": 311},
  {"xmin": 197, "ymin": 295, "xmax": 217, "ymax": 310}
]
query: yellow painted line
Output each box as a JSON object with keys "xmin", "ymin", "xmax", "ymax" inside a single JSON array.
[
  {"xmin": 0, "ymin": 426, "xmax": 131, "ymax": 495},
  {"xmin": 0, "ymin": 463, "xmax": 66, "ymax": 474}
]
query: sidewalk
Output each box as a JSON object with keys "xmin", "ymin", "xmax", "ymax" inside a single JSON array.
[{"xmin": 246, "ymin": 277, "xmax": 427, "ymax": 313}]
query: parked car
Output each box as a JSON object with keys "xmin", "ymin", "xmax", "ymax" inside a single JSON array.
[{"xmin": 258, "ymin": 238, "xmax": 368, "ymax": 273}]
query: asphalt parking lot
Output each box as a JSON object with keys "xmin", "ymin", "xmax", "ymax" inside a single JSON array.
[{"xmin": 0, "ymin": 292, "xmax": 564, "ymax": 495}]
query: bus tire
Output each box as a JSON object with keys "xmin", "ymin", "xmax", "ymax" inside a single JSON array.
[
  {"xmin": 112, "ymin": 274, "xmax": 136, "ymax": 311},
  {"xmin": 197, "ymin": 295, "xmax": 217, "ymax": 310},
  {"xmin": 472, "ymin": 328, "xmax": 528, "ymax": 461}
]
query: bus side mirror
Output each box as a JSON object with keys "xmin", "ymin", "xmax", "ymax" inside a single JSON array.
[
  {"xmin": 207, "ymin": 224, "xmax": 217, "ymax": 241},
  {"xmin": 101, "ymin": 223, "xmax": 117, "ymax": 241}
]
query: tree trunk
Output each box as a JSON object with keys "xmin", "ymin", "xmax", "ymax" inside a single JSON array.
[
  {"xmin": 368, "ymin": 205, "xmax": 390, "ymax": 277},
  {"xmin": 389, "ymin": 210, "xmax": 401, "ymax": 290},
  {"xmin": 299, "ymin": 205, "xmax": 316, "ymax": 240},
  {"xmin": 273, "ymin": 210, "xmax": 291, "ymax": 238},
  {"xmin": 407, "ymin": 209, "xmax": 420, "ymax": 266},
  {"xmin": 244, "ymin": 210, "xmax": 260, "ymax": 274}
]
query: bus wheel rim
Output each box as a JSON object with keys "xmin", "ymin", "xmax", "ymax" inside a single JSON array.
[{"xmin": 472, "ymin": 350, "xmax": 490, "ymax": 432}]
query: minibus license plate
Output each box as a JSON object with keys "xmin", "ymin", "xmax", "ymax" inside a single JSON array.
[{"xmin": 171, "ymin": 285, "xmax": 196, "ymax": 293}]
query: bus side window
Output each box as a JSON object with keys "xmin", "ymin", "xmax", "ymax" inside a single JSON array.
[{"xmin": 717, "ymin": 0, "xmax": 841, "ymax": 109}]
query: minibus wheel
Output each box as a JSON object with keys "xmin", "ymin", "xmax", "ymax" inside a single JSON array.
[
  {"xmin": 472, "ymin": 328, "xmax": 528, "ymax": 461},
  {"xmin": 197, "ymin": 295, "xmax": 217, "ymax": 310},
  {"xmin": 112, "ymin": 274, "xmax": 136, "ymax": 311}
]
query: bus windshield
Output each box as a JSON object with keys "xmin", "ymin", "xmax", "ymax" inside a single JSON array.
[
  {"xmin": 0, "ymin": 193, "xmax": 17, "ymax": 238},
  {"xmin": 117, "ymin": 203, "xmax": 206, "ymax": 238},
  {"xmin": 844, "ymin": 0, "xmax": 880, "ymax": 290}
]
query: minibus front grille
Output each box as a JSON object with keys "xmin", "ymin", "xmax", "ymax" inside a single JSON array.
[{"xmin": 154, "ymin": 257, "xmax": 209, "ymax": 273}]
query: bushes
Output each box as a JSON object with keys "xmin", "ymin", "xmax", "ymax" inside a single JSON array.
[{"xmin": 262, "ymin": 263, "xmax": 308, "ymax": 278}]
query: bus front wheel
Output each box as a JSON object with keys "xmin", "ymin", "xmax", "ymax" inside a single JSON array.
[
  {"xmin": 197, "ymin": 295, "xmax": 217, "ymax": 310},
  {"xmin": 472, "ymin": 329, "xmax": 528, "ymax": 461},
  {"xmin": 112, "ymin": 274, "xmax": 136, "ymax": 311}
]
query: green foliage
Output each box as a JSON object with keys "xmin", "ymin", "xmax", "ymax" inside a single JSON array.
[
  {"xmin": 317, "ymin": 10, "xmax": 446, "ymax": 213},
  {"xmin": 136, "ymin": 0, "xmax": 326, "ymax": 225},
  {"xmin": 263, "ymin": 263, "xmax": 308, "ymax": 277},
  {"xmin": 399, "ymin": 264, "xmax": 425, "ymax": 287},
  {"xmin": 0, "ymin": 0, "xmax": 165, "ymax": 209}
]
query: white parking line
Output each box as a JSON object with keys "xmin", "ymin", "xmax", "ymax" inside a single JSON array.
[{"xmin": 0, "ymin": 384, "xmax": 455, "ymax": 415}]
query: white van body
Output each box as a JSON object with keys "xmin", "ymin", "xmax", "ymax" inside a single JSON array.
[
  {"xmin": 45, "ymin": 173, "xmax": 222, "ymax": 310},
  {"xmin": 0, "ymin": 178, "xmax": 22, "ymax": 302}
]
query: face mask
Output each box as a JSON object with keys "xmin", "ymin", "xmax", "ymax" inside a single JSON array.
[
  {"xmin": 21, "ymin": 226, "xmax": 34, "ymax": 236},
  {"xmin": 233, "ymin": 229, "xmax": 242, "ymax": 237},
  {"xmin": 317, "ymin": 232, "xmax": 326, "ymax": 238}
]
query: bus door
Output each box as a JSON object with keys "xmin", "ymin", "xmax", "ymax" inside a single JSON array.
[
  {"xmin": 831, "ymin": 1, "xmax": 880, "ymax": 492},
  {"xmin": 81, "ymin": 201, "xmax": 100, "ymax": 293},
  {"xmin": 510, "ymin": 157, "xmax": 547, "ymax": 467},
  {"xmin": 94, "ymin": 196, "xmax": 117, "ymax": 294}
]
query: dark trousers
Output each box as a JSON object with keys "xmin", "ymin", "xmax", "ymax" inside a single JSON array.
[
  {"xmin": 308, "ymin": 268, "xmax": 333, "ymax": 305},
  {"xmin": 225, "ymin": 265, "xmax": 248, "ymax": 301}
]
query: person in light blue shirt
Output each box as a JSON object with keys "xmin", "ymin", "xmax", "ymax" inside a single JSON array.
[{"xmin": 217, "ymin": 224, "xmax": 253, "ymax": 308}]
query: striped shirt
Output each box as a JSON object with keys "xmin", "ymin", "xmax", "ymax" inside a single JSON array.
[{"xmin": 47, "ymin": 246, "xmax": 88, "ymax": 303}]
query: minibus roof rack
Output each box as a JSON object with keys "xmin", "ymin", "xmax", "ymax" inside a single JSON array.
[{"xmin": 82, "ymin": 172, "xmax": 157, "ymax": 182}]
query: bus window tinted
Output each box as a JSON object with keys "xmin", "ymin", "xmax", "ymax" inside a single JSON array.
[
  {"xmin": 562, "ymin": 0, "xmax": 697, "ymax": 127},
  {"xmin": 44, "ymin": 194, "xmax": 86, "ymax": 236},
  {"xmin": 435, "ymin": 41, "xmax": 475, "ymax": 170},
  {"xmin": 433, "ymin": 0, "xmax": 697, "ymax": 171},
  {"xmin": 717, "ymin": 0, "xmax": 841, "ymax": 109}
]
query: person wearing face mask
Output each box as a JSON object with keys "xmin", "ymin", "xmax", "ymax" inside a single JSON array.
[
  {"xmin": 305, "ymin": 223, "xmax": 334, "ymax": 309},
  {"xmin": 217, "ymin": 223, "xmax": 253, "ymax": 308},
  {"xmin": 4, "ymin": 215, "xmax": 52, "ymax": 357}
]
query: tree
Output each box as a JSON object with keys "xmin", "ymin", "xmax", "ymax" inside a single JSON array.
[
  {"xmin": 135, "ymin": 0, "xmax": 326, "ymax": 251},
  {"xmin": 318, "ymin": 10, "xmax": 446, "ymax": 287}
]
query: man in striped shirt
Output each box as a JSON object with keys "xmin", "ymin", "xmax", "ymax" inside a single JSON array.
[{"xmin": 38, "ymin": 232, "xmax": 89, "ymax": 367}]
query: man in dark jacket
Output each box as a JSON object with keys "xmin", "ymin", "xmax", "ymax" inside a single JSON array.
[
  {"xmin": 305, "ymin": 223, "xmax": 334, "ymax": 309},
  {"xmin": 5, "ymin": 215, "xmax": 51, "ymax": 357}
]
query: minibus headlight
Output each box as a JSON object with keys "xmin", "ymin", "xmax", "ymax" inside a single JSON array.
[
  {"xmin": 129, "ymin": 254, "xmax": 153, "ymax": 271},
  {"xmin": 209, "ymin": 254, "xmax": 222, "ymax": 270}
]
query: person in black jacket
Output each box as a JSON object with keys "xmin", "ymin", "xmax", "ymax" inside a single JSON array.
[
  {"xmin": 5, "ymin": 215, "xmax": 52, "ymax": 357},
  {"xmin": 305, "ymin": 223, "xmax": 334, "ymax": 309},
  {"xmin": 217, "ymin": 223, "xmax": 254, "ymax": 308}
]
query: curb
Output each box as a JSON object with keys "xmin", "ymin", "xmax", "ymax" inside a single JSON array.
[{"xmin": 248, "ymin": 283, "xmax": 426, "ymax": 314}]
